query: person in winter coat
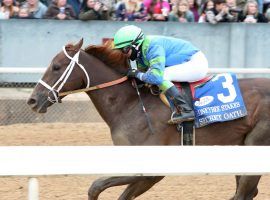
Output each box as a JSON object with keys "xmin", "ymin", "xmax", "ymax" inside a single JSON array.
[
  {"xmin": 79, "ymin": 0, "xmax": 110, "ymax": 20},
  {"xmin": 44, "ymin": 0, "xmax": 76, "ymax": 19}
]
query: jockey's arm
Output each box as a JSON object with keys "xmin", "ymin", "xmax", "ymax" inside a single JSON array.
[{"xmin": 136, "ymin": 45, "xmax": 166, "ymax": 85}]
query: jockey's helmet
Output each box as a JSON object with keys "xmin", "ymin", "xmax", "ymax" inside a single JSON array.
[{"xmin": 113, "ymin": 25, "xmax": 145, "ymax": 50}]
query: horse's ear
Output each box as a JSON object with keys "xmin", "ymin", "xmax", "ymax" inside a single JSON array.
[{"xmin": 74, "ymin": 38, "xmax": 83, "ymax": 51}]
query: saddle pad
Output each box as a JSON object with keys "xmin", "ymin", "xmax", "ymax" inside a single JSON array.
[{"xmin": 193, "ymin": 73, "xmax": 247, "ymax": 128}]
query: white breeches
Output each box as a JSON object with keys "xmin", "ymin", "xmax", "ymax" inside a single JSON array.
[{"xmin": 163, "ymin": 51, "xmax": 209, "ymax": 82}]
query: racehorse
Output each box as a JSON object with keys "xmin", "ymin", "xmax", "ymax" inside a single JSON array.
[{"xmin": 27, "ymin": 39, "xmax": 270, "ymax": 200}]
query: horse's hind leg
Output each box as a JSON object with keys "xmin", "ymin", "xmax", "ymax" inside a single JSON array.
[
  {"xmin": 119, "ymin": 176, "xmax": 164, "ymax": 200},
  {"xmin": 230, "ymin": 175, "xmax": 241, "ymax": 200},
  {"xmin": 232, "ymin": 175, "xmax": 261, "ymax": 200},
  {"xmin": 244, "ymin": 120, "xmax": 270, "ymax": 146},
  {"xmin": 230, "ymin": 120, "xmax": 270, "ymax": 200},
  {"xmin": 88, "ymin": 176, "xmax": 159, "ymax": 200}
]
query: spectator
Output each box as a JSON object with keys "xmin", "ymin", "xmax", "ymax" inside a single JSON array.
[
  {"xmin": 198, "ymin": 0, "xmax": 214, "ymax": 22},
  {"xmin": 204, "ymin": 0, "xmax": 235, "ymax": 24},
  {"xmin": 113, "ymin": 0, "xmax": 121, "ymax": 17},
  {"xmin": 115, "ymin": 0, "xmax": 137, "ymax": 20},
  {"xmin": 44, "ymin": 0, "xmax": 76, "ymax": 19},
  {"xmin": 67, "ymin": 0, "xmax": 81, "ymax": 17},
  {"xmin": 0, "ymin": 0, "xmax": 19, "ymax": 19},
  {"xmin": 144, "ymin": 0, "xmax": 171, "ymax": 21},
  {"xmin": 17, "ymin": 5, "xmax": 33, "ymax": 18},
  {"xmin": 114, "ymin": 0, "xmax": 123, "ymax": 10},
  {"xmin": 115, "ymin": 0, "xmax": 147, "ymax": 21},
  {"xmin": 263, "ymin": 0, "xmax": 270, "ymax": 13},
  {"xmin": 168, "ymin": 0, "xmax": 195, "ymax": 22},
  {"xmin": 238, "ymin": 0, "xmax": 268, "ymax": 22},
  {"xmin": 226, "ymin": 0, "xmax": 241, "ymax": 21},
  {"xmin": 188, "ymin": 0, "xmax": 200, "ymax": 21},
  {"xmin": 265, "ymin": 7, "xmax": 270, "ymax": 21},
  {"xmin": 23, "ymin": 0, "xmax": 47, "ymax": 18},
  {"xmin": 135, "ymin": 0, "xmax": 148, "ymax": 21},
  {"xmin": 79, "ymin": 0, "xmax": 110, "ymax": 20}
]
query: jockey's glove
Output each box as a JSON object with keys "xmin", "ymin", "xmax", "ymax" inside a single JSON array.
[{"xmin": 127, "ymin": 69, "xmax": 140, "ymax": 78}]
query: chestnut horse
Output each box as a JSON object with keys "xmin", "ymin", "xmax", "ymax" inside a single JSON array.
[{"xmin": 28, "ymin": 39, "xmax": 270, "ymax": 200}]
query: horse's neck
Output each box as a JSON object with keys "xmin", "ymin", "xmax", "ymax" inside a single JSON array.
[{"xmin": 81, "ymin": 51, "xmax": 137, "ymax": 126}]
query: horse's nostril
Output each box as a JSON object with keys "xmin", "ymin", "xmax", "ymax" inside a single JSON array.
[{"xmin": 27, "ymin": 98, "xmax": 37, "ymax": 106}]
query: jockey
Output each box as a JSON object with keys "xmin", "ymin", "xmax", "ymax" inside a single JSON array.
[{"xmin": 113, "ymin": 25, "xmax": 209, "ymax": 124}]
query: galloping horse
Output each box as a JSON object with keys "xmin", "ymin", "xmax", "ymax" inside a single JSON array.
[{"xmin": 27, "ymin": 39, "xmax": 270, "ymax": 200}]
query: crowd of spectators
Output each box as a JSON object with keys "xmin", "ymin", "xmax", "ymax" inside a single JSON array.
[{"xmin": 0, "ymin": 0, "xmax": 270, "ymax": 23}]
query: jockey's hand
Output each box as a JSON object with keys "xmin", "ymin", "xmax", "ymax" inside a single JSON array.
[{"xmin": 127, "ymin": 69, "xmax": 139, "ymax": 78}]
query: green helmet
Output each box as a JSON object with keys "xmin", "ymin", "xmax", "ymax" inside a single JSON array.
[{"xmin": 113, "ymin": 25, "xmax": 145, "ymax": 49}]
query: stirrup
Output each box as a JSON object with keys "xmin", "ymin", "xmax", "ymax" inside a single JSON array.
[{"xmin": 167, "ymin": 111, "xmax": 194, "ymax": 125}]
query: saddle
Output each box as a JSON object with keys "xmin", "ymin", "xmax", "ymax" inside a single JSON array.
[{"xmin": 159, "ymin": 76, "xmax": 213, "ymax": 108}]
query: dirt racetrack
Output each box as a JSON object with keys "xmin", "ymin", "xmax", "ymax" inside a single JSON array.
[{"xmin": 0, "ymin": 122, "xmax": 270, "ymax": 200}]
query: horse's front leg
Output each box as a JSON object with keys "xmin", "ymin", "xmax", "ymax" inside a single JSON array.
[
  {"xmin": 88, "ymin": 176, "xmax": 153, "ymax": 200},
  {"xmin": 119, "ymin": 176, "xmax": 164, "ymax": 200},
  {"xmin": 231, "ymin": 175, "xmax": 260, "ymax": 200}
]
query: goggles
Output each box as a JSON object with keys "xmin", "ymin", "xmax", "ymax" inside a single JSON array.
[{"xmin": 120, "ymin": 46, "xmax": 131, "ymax": 54}]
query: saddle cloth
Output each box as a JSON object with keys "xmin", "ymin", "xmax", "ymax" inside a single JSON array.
[
  {"xmin": 192, "ymin": 73, "xmax": 247, "ymax": 128},
  {"xmin": 161, "ymin": 73, "xmax": 248, "ymax": 128}
]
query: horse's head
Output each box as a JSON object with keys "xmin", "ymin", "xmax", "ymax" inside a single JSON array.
[
  {"xmin": 28, "ymin": 38, "xmax": 130, "ymax": 114},
  {"xmin": 27, "ymin": 39, "xmax": 87, "ymax": 113}
]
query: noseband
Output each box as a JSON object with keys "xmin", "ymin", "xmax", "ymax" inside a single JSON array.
[{"xmin": 38, "ymin": 46, "xmax": 90, "ymax": 103}]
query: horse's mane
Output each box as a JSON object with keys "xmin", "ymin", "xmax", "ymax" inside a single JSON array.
[{"xmin": 84, "ymin": 41, "xmax": 129, "ymax": 73}]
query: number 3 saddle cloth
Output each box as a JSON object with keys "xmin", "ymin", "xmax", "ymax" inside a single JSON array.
[{"xmin": 161, "ymin": 73, "xmax": 247, "ymax": 128}]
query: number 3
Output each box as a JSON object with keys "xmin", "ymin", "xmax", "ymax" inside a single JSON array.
[{"xmin": 212, "ymin": 74, "xmax": 237, "ymax": 103}]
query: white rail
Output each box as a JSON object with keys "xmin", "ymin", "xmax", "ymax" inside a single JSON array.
[
  {"xmin": 209, "ymin": 68, "xmax": 270, "ymax": 74},
  {"xmin": 0, "ymin": 67, "xmax": 270, "ymax": 74},
  {"xmin": 1, "ymin": 146, "xmax": 270, "ymax": 176},
  {"xmin": 1, "ymin": 146, "xmax": 270, "ymax": 200},
  {"xmin": 0, "ymin": 67, "xmax": 46, "ymax": 73}
]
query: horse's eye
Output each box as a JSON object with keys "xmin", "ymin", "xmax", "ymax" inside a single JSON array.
[{"xmin": 53, "ymin": 65, "xmax": 61, "ymax": 71}]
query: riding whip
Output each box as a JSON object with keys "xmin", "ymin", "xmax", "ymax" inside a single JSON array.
[{"xmin": 129, "ymin": 60, "xmax": 154, "ymax": 134}]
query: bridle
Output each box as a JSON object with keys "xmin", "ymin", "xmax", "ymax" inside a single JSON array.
[
  {"xmin": 38, "ymin": 46, "xmax": 90, "ymax": 103},
  {"xmin": 38, "ymin": 46, "xmax": 128, "ymax": 103}
]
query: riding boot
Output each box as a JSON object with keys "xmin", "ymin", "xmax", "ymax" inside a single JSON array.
[{"xmin": 165, "ymin": 85, "xmax": 195, "ymax": 124}]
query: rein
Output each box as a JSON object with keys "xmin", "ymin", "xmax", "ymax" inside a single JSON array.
[
  {"xmin": 38, "ymin": 46, "xmax": 128, "ymax": 103},
  {"xmin": 59, "ymin": 76, "xmax": 128, "ymax": 96}
]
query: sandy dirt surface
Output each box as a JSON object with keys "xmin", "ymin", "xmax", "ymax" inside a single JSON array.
[{"xmin": 0, "ymin": 123, "xmax": 269, "ymax": 200}]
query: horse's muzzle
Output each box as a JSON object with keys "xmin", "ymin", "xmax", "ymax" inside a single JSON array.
[
  {"xmin": 27, "ymin": 95, "xmax": 52, "ymax": 113},
  {"xmin": 27, "ymin": 97, "xmax": 37, "ymax": 109}
]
